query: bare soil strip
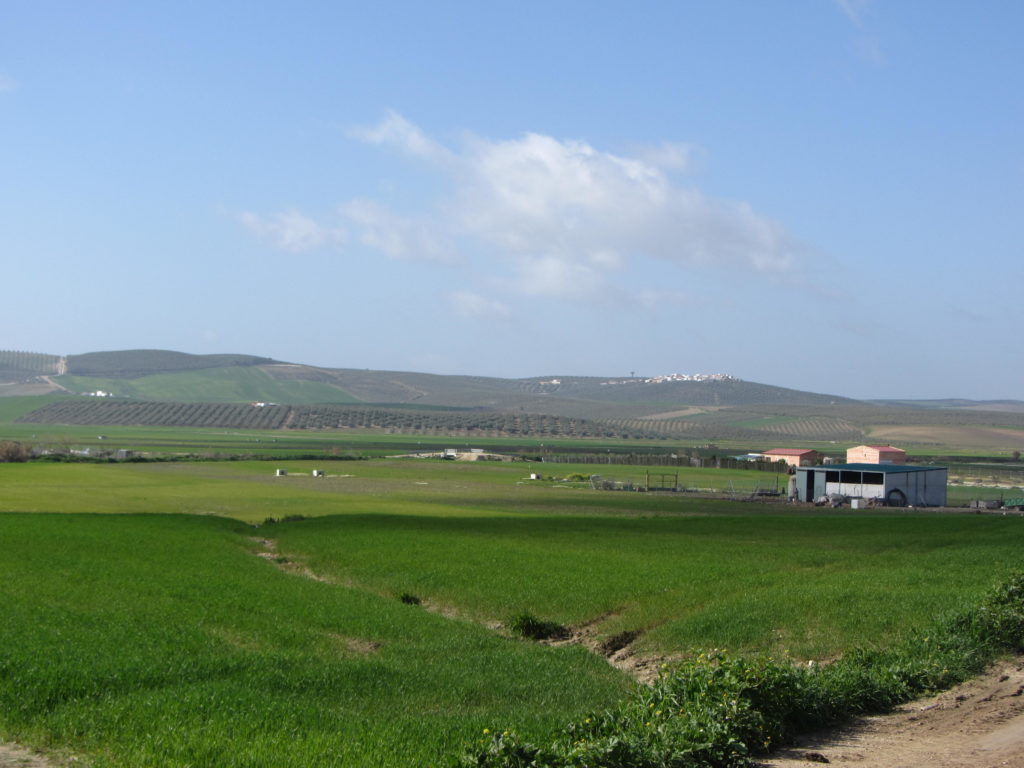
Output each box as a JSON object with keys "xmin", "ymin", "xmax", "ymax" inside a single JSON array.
[
  {"xmin": 760, "ymin": 656, "xmax": 1024, "ymax": 768},
  {"xmin": 251, "ymin": 537, "xmax": 330, "ymax": 582},
  {"xmin": 0, "ymin": 742, "xmax": 59, "ymax": 768}
]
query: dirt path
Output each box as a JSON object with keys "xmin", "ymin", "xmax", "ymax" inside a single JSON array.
[
  {"xmin": 38, "ymin": 375, "xmax": 70, "ymax": 394},
  {"xmin": 761, "ymin": 656, "xmax": 1024, "ymax": 768},
  {"xmin": 0, "ymin": 742, "xmax": 57, "ymax": 767}
]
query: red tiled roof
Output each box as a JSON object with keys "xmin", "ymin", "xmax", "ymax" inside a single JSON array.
[{"xmin": 762, "ymin": 448, "xmax": 817, "ymax": 456}]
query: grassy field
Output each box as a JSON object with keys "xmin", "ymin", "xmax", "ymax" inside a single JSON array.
[
  {"xmin": 3, "ymin": 458, "xmax": 1024, "ymax": 766},
  {"xmin": 0, "ymin": 459, "xmax": 791, "ymax": 520},
  {"xmin": 276, "ymin": 511, "xmax": 1024, "ymax": 659},
  {"xmin": 0, "ymin": 513, "xmax": 627, "ymax": 767},
  {"xmin": 56, "ymin": 367, "xmax": 360, "ymax": 404}
]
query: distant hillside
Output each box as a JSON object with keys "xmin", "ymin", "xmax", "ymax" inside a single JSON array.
[
  {"xmin": 5, "ymin": 350, "xmax": 857, "ymax": 415},
  {"xmin": 0, "ymin": 350, "xmax": 60, "ymax": 377},
  {"xmin": 517, "ymin": 376, "xmax": 855, "ymax": 407},
  {"xmin": 17, "ymin": 399, "xmax": 664, "ymax": 441},
  {"xmin": 56, "ymin": 366, "xmax": 361, "ymax": 405},
  {"xmin": 870, "ymin": 398, "xmax": 1024, "ymax": 414},
  {"xmin": 66, "ymin": 350, "xmax": 278, "ymax": 378},
  {"xmin": 254, "ymin": 367, "xmax": 857, "ymax": 415},
  {"xmin": 0, "ymin": 350, "xmax": 63, "ymax": 396},
  {"xmin": 4, "ymin": 348, "xmax": 1023, "ymax": 452}
]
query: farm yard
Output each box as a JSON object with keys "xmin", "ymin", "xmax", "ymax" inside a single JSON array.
[{"xmin": 4, "ymin": 457, "xmax": 1024, "ymax": 767}]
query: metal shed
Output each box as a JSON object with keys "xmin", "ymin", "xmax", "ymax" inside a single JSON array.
[{"xmin": 794, "ymin": 463, "xmax": 947, "ymax": 507}]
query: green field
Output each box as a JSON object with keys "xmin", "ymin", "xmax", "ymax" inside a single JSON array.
[
  {"xmin": 1, "ymin": 513, "xmax": 627, "ymax": 767},
  {"xmin": 0, "ymin": 459, "xmax": 791, "ymax": 519},
  {"xmin": 56, "ymin": 367, "xmax": 361, "ymax": 404},
  {"xmin": 3, "ymin": 458, "xmax": 1024, "ymax": 766}
]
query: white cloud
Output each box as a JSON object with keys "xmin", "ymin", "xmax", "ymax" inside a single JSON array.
[
  {"xmin": 340, "ymin": 115, "xmax": 801, "ymax": 304},
  {"xmin": 513, "ymin": 254, "xmax": 607, "ymax": 300},
  {"xmin": 0, "ymin": 74, "xmax": 18, "ymax": 93},
  {"xmin": 339, "ymin": 199, "xmax": 454, "ymax": 262},
  {"xmin": 349, "ymin": 110, "xmax": 452, "ymax": 164},
  {"xmin": 246, "ymin": 114, "xmax": 805, "ymax": 313},
  {"xmin": 239, "ymin": 209, "xmax": 345, "ymax": 252},
  {"xmin": 446, "ymin": 126, "xmax": 798, "ymax": 294}
]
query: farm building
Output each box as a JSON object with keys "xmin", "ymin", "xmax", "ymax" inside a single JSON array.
[
  {"xmin": 794, "ymin": 463, "xmax": 947, "ymax": 507},
  {"xmin": 758, "ymin": 448, "xmax": 821, "ymax": 467},
  {"xmin": 846, "ymin": 445, "xmax": 907, "ymax": 464}
]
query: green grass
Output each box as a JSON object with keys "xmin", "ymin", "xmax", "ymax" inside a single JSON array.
[
  {"xmin": 275, "ymin": 512, "xmax": 1024, "ymax": 660},
  {"xmin": 0, "ymin": 513, "xmax": 628, "ymax": 767},
  {"xmin": 3, "ymin": 459, "xmax": 1024, "ymax": 766},
  {"xmin": 464, "ymin": 573, "xmax": 1024, "ymax": 767},
  {"xmin": 0, "ymin": 394, "xmax": 72, "ymax": 421},
  {"xmin": 55, "ymin": 367, "xmax": 360, "ymax": 404},
  {"xmin": 0, "ymin": 459, "xmax": 789, "ymax": 521}
]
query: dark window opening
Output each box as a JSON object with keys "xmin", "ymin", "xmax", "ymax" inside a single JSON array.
[
  {"xmin": 840, "ymin": 470, "xmax": 861, "ymax": 484},
  {"xmin": 826, "ymin": 470, "xmax": 840, "ymax": 483},
  {"xmin": 863, "ymin": 472, "xmax": 884, "ymax": 485}
]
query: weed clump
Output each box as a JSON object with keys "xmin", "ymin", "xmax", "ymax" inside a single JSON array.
[
  {"xmin": 509, "ymin": 613, "xmax": 569, "ymax": 641},
  {"xmin": 459, "ymin": 571, "xmax": 1024, "ymax": 768},
  {"xmin": 258, "ymin": 514, "xmax": 307, "ymax": 527},
  {"xmin": 399, "ymin": 592, "xmax": 422, "ymax": 606}
]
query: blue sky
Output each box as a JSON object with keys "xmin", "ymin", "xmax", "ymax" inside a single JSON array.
[{"xmin": 2, "ymin": 1, "xmax": 1021, "ymax": 400}]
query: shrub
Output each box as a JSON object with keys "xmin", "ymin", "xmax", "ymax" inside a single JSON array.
[
  {"xmin": 508, "ymin": 614, "xmax": 569, "ymax": 641},
  {"xmin": 0, "ymin": 440, "xmax": 32, "ymax": 462},
  {"xmin": 459, "ymin": 571, "xmax": 1024, "ymax": 768}
]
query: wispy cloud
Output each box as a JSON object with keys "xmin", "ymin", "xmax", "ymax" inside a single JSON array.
[
  {"xmin": 339, "ymin": 198, "xmax": 454, "ymax": 262},
  {"xmin": 239, "ymin": 209, "xmax": 346, "ymax": 252},
  {"xmin": 834, "ymin": 0, "xmax": 886, "ymax": 66},
  {"xmin": 242, "ymin": 114, "xmax": 808, "ymax": 313},
  {"xmin": 834, "ymin": 0, "xmax": 870, "ymax": 26},
  {"xmin": 349, "ymin": 110, "xmax": 453, "ymax": 165},
  {"xmin": 0, "ymin": 73, "xmax": 19, "ymax": 93},
  {"xmin": 341, "ymin": 114, "xmax": 800, "ymax": 303}
]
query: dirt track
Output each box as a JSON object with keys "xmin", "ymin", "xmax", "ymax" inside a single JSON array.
[
  {"xmin": 761, "ymin": 656, "xmax": 1024, "ymax": 768},
  {"xmin": 0, "ymin": 742, "xmax": 56, "ymax": 767}
]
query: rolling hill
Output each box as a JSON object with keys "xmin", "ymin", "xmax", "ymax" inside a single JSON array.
[{"xmin": 2, "ymin": 349, "xmax": 1023, "ymax": 450}]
